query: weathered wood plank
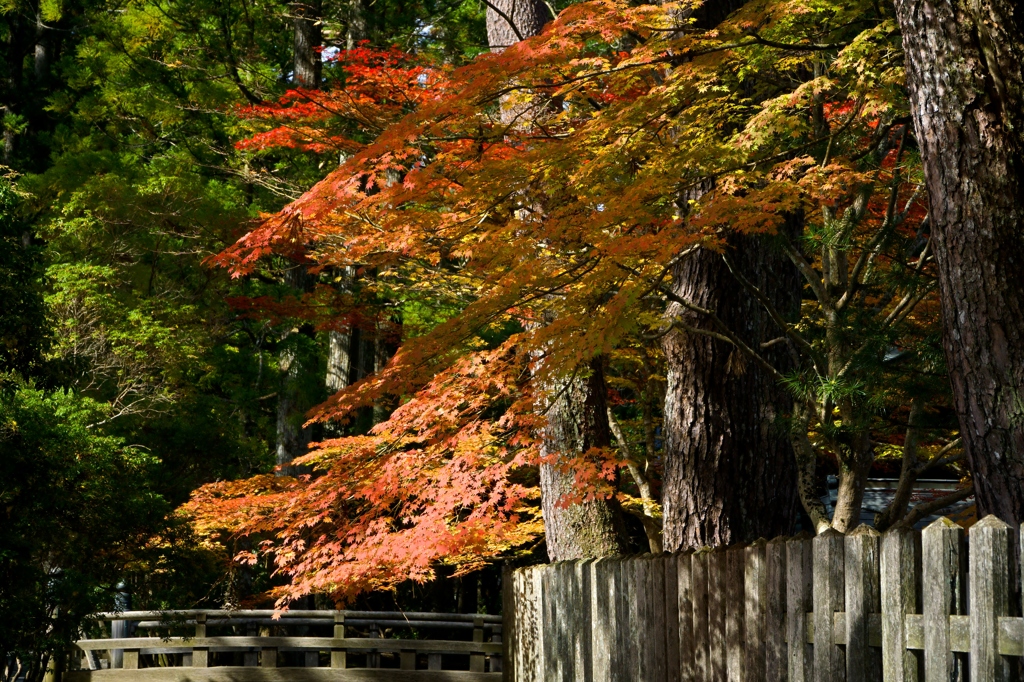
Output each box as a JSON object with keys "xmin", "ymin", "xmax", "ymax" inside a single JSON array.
[
  {"xmin": 844, "ymin": 525, "xmax": 881, "ymax": 682},
  {"xmin": 75, "ymin": 637, "xmax": 501, "ymax": 655},
  {"xmin": 725, "ymin": 545, "xmax": 746, "ymax": 682},
  {"xmin": 541, "ymin": 565, "xmax": 559, "ymax": 682},
  {"xmin": 786, "ymin": 533, "xmax": 813, "ymax": 682},
  {"xmin": 590, "ymin": 559, "xmax": 615, "ymax": 682},
  {"xmin": 708, "ymin": 549, "xmax": 727, "ymax": 682},
  {"xmin": 677, "ymin": 553, "xmax": 695, "ymax": 682},
  {"xmin": 65, "ymin": 669, "xmax": 502, "ymax": 682},
  {"xmin": 664, "ymin": 554, "xmax": 680, "ymax": 682},
  {"xmin": 470, "ymin": 616, "xmax": 486, "ymax": 674},
  {"xmin": 969, "ymin": 515, "xmax": 1013, "ymax": 682},
  {"xmin": 765, "ymin": 537, "xmax": 787, "ymax": 682},
  {"xmin": 745, "ymin": 540, "xmax": 767, "ymax": 682},
  {"xmin": 691, "ymin": 551, "xmax": 710, "ymax": 682},
  {"xmin": 813, "ymin": 528, "xmax": 844, "ymax": 682},
  {"xmin": 649, "ymin": 556, "xmax": 667, "ymax": 682},
  {"xmin": 921, "ymin": 517, "xmax": 964, "ymax": 682},
  {"xmin": 880, "ymin": 527, "xmax": 918, "ymax": 682}
]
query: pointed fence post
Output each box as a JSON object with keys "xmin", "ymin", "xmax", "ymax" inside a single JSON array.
[
  {"xmin": 922, "ymin": 517, "xmax": 965, "ymax": 681},
  {"xmin": 969, "ymin": 515, "xmax": 1013, "ymax": 682},
  {"xmin": 881, "ymin": 526, "xmax": 918, "ymax": 682},
  {"xmin": 726, "ymin": 545, "xmax": 747, "ymax": 682},
  {"xmin": 813, "ymin": 528, "xmax": 845, "ymax": 682},
  {"xmin": 845, "ymin": 525, "xmax": 881, "ymax": 682},
  {"xmin": 786, "ymin": 533, "xmax": 814, "ymax": 682}
]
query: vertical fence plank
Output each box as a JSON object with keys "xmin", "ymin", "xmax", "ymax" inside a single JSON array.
[
  {"xmin": 969, "ymin": 515, "xmax": 1013, "ymax": 682},
  {"xmin": 727, "ymin": 545, "xmax": 747, "ymax": 682},
  {"xmin": 665, "ymin": 555, "xmax": 680, "ymax": 682},
  {"xmin": 708, "ymin": 549, "xmax": 728, "ymax": 682},
  {"xmin": 881, "ymin": 526, "xmax": 919, "ymax": 682},
  {"xmin": 636, "ymin": 556, "xmax": 652, "ymax": 682},
  {"xmin": 503, "ymin": 566, "xmax": 515, "ymax": 682},
  {"xmin": 745, "ymin": 539, "xmax": 768, "ymax": 682},
  {"xmin": 542, "ymin": 563, "xmax": 559, "ymax": 681},
  {"xmin": 678, "ymin": 553, "xmax": 696, "ymax": 682},
  {"xmin": 922, "ymin": 517, "xmax": 964, "ymax": 682},
  {"xmin": 591, "ymin": 558, "xmax": 616, "ymax": 682},
  {"xmin": 618, "ymin": 558, "xmax": 634, "ymax": 682},
  {"xmin": 692, "ymin": 551, "xmax": 711, "ymax": 682},
  {"xmin": 813, "ymin": 528, "xmax": 845, "ymax": 682},
  {"xmin": 650, "ymin": 556, "xmax": 668, "ymax": 682},
  {"xmin": 845, "ymin": 525, "xmax": 881, "ymax": 682},
  {"xmin": 787, "ymin": 533, "xmax": 814, "ymax": 682},
  {"xmin": 766, "ymin": 537, "xmax": 788, "ymax": 681}
]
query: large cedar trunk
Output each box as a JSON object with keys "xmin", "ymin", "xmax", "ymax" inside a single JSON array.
[
  {"xmin": 539, "ymin": 362, "xmax": 630, "ymax": 560},
  {"xmin": 659, "ymin": 0, "xmax": 801, "ymax": 551},
  {"xmin": 292, "ymin": 0, "xmax": 321, "ymax": 88},
  {"xmin": 895, "ymin": 0, "xmax": 1024, "ymax": 523},
  {"xmin": 488, "ymin": 0, "xmax": 628, "ymax": 560},
  {"xmin": 661, "ymin": 233, "xmax": 801, "ymax": 551}
]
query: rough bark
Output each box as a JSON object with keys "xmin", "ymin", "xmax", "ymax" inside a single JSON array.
[
  {"xmin": 895, "ymin": 0, "xmax": 1024, "ymax": 523},
  {"xmin": 487, "ymin": 0, "xmax": 628, "ymax": 560},
  {"xmin": 292, "ymin": 0, "xmax": 321, "ymax": 87},
  {"xmin": 539, "ymin": 361, "xmax": 630, "ymax": 560},
  {"xmin": 661, "ymin": 231, "xmax": 802, "ymax": 551},
  {"xmin": 484, "ymin": 0, "xmax": 551, "ymax": 51},
  {"xmin": 276, "ymin": 266, "xmax": 312, "ymax": 475}
]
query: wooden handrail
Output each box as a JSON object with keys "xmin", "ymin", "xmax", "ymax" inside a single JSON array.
[{"xmin": 89, "ymin": 610, "xmax": 502, "ymax": 623}]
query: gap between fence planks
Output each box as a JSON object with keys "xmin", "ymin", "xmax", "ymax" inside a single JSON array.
[{"xmin": 504, "ymin": 515, "xmax": 1024, "ymax": 682}]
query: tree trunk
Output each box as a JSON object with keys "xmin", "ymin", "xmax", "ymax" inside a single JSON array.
[
  {"xmin": 487, "ymin": 0, "xmax": 628, "ymax": 560},
  {"xmin": 276, "ymin": 266, "xmax": 312, "ymax": 474},
  {"xmin": 292, "ymin": 0, "xmax": 321, "ymax": 87},
  {"xmin": 661, "ymin": 231, "xmax": 801, "ymax": 550},
  {"xmin": 895, "ymin": 0, "xmax": 1024, "ymax": 523},
  {"xmin": 484, "ymin": 0, "xmax": 550, "ymax": 51},
  {"xmin": 539, "ymin": 361, "xmax": 630, "ymax": 560}
]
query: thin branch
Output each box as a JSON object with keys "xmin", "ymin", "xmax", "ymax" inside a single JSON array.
[{"xmin": 893, "ymin": 484, "xmax": 974, "ymax": 530}]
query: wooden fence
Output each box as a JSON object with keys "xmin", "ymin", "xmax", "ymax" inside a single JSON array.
[
  {"xmin": 65, "ymin": 609, "xmax": 502, "ymax": 681},
  {"xmin": 503, "ymin": 515, "xmax": 1024, "ymax": 682}
]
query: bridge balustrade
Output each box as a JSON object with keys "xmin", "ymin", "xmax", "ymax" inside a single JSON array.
[{"xmin": 66, "ymin": 609, "xmax": 502, "ymax": 681}]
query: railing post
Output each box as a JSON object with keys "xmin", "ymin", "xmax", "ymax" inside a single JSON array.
[
  {"xmin": 922, "ymin": 517, "xmax": 965, "ymax": 681},
  {"xmin": 470, "ymin": 616, "xmax": 485, "ymax": 672},
  {"xmin": 969, "ymin": 515, "xmax": 1013, "ymax": 682},
  {"xmin": 331, "ymin": 612, "xmax": 346, "ymax": 670},
  {"xmin": 244, "ymin": 621, "xmax": 258, "ymax": 667},
  {"xmin": 786, "ymin": 532, "xmax": 814, "ymax": 682},
  {"xmin": 192, "ymin": 613, "xmax": 208, "ymax": 668},
  {"xmin": 813, "ymin": 528, "xmax": 845, "ymax": 682},
  {"xmin": 880, "ymin": 526, "xmax": 918, "ymax": 682}
]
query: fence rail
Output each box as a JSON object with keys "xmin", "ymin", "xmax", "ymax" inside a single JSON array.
[
  {"xmin": 503, "ymin": 515, "xmax": 1024, "ymax": 682},
  {"xmin": 67, "ymin": 610, "xmax": 502, "ymax": 681}
]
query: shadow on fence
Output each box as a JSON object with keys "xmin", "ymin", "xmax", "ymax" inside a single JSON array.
[{"xmin": 503, "ymin": 515, "xmax": 1024, "ymax": 682}]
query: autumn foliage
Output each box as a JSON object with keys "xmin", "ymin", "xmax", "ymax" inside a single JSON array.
[{"xmin": 186, "ymin": 0, "xmax": 946, "ymax": 604}]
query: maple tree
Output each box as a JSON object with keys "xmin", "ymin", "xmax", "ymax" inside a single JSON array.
[{"xmin": 184, "ymin": 0, "xmax": 973, "ymax": 604}]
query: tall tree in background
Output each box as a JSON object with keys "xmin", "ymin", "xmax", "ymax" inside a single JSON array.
[
  {"xmin": 895, "ymin": 0, "xmax": 1024, "ymax": 523},
  {"xmin": 487, "ymin": 0, "xmax": 629, "ymax": 561},
  {"xmin": 659, "ymin": 0, "xmax": 800, "ymax": 551}
]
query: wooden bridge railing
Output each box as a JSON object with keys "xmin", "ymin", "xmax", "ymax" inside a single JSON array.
[{"xmin": 66, "ymin": 609, "xmax": 503, "ymax": 681}]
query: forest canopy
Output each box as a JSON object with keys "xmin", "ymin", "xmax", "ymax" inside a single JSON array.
[{"xmin": 3, "ymin": 0, "xmax": 1024, "ymax": 676}]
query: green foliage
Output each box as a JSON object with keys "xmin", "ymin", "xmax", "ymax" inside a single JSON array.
[
  {"xmin": 0, "ymin": 175, "xmax": 46, "ymax": 377},
  {"xmin": 0, "ymin": 376, "xmax": 166, "ymax": 680}
]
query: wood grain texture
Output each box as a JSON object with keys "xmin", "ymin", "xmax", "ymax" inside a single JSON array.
[
  {"xmin": 786, "ymin": 534, "xmax": 813, "ymax": 682},
  {"xmin": 969, "ymin": 515, "xmax": 1012, "ymax": 682},
  {"xmin": 921, "ymin": 518, "xmax": 964, "ymax": 681},
  {"xmin": 765, "ymin": 537, "xmax": 787, "ymax": 681},
  {"xmin": 744, "ymin": 539, "xmax": 767, "ymax": 682},
  {"xmin": 844, "ymin": 525, "xmax": 881, "ymax": 682},
  {"xmin": 813, "ymin": 529, "xmax": 845, "ymax": 682},
  {"xmin": 880, "ymin": 527, "xmax": 918, "ymax": 682}
]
